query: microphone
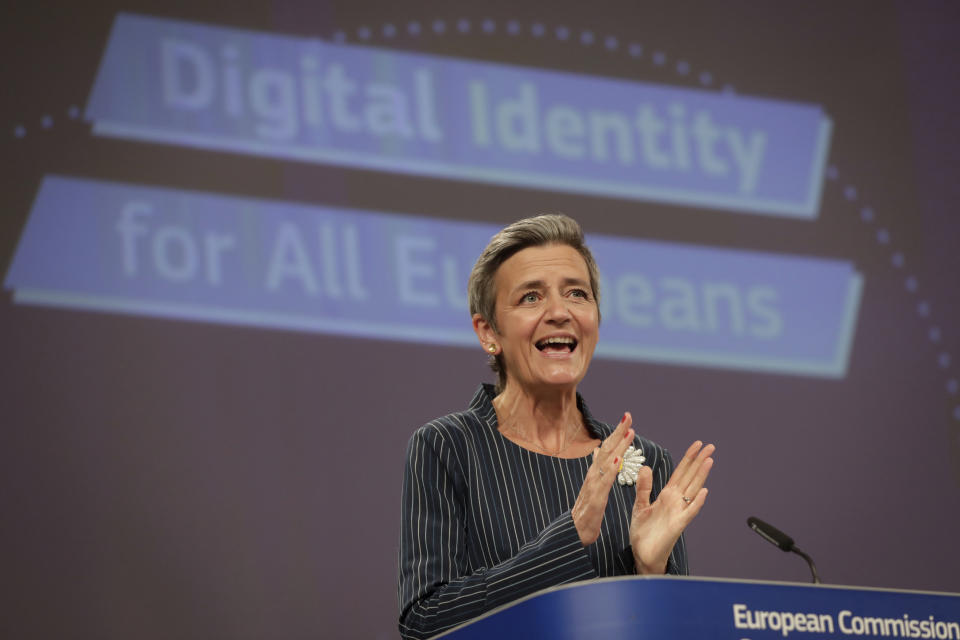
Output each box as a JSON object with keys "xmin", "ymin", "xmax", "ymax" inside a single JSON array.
[
  {"xmin": 747, "ymin": 516, "xmax": 794, "ymax": 550},
  {"xmin": 747, "ymin": 517, "xmax": 821, "ymax": 584}
]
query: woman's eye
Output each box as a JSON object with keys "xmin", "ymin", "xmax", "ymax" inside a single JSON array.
[
  {"xmin": 570, "ymin": 288, "xmax": 589, "ymax": 299},
  {"xmin": 521, "ymin": 292, "xmax": 539, "ymax": 303}
]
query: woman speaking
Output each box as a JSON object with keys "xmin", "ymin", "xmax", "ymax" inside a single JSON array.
[{"xmin": 398, "ymin": 214, "xmax": 715, "ymax": 639}]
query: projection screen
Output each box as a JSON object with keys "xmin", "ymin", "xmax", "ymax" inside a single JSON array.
[{"xmin": 2, "ymin": 1, "xmax": 958, "ymax": 638}]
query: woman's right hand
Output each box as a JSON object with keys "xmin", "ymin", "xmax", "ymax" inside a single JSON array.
[{"xmin": 571, "ymin": 412, "xmax": 636, "ymax": 546}]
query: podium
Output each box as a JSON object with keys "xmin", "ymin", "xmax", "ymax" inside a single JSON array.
[{"xmin": 437, "ymin": 576, "xmax": 960, "ymax": 639}]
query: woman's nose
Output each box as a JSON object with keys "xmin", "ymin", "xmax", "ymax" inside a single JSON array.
[{"xmin": 544, "ymin": 294, "xmax": 572, "ymax": 321}]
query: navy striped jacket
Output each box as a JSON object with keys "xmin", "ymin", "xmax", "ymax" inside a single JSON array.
[{"xmin": 398, "ymin": 384, "xmax": 687, "ymax": 639}]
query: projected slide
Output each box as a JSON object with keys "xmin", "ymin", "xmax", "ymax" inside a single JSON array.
[
  {"xmin": 3, "ymin": 5, "xmax": 960, "ymax": 640},
  {"xmin": 6, "ymin": 12, "xmax": 856, "ymax": 376}
]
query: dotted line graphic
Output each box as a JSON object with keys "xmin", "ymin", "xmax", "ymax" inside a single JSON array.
[
  {"xmin": 331, "ymin": 19, "xmax": 731, "ymax": 92},
  {"xmin": 828, "ymin": 164, "xmax": 957, "ymax": 422},
  {"xmin": 11, "ymin": 104, "xmax": 81, "ymax": 139},
  {"xmin": 8, "ymin": 17, "xmax": 958, "ymax": 432}
]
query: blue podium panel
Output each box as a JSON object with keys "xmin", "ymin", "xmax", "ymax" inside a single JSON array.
[{"xmin": 438, "ymin": 576, "xmax": 960, "ymax": 640}]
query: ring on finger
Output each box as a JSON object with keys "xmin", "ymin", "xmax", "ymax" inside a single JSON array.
[
  {"xmin": 681, "ymin": 496, "xmax": 692, "ymax": 504},
  {"xmin": 598, "ymin": 468, "xmax": 606, "ymax": 476}
]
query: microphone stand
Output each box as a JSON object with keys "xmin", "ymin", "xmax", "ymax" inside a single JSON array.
[{"xmin": 790, "ymin": 545, "xmax": 821, "ymax": 584}]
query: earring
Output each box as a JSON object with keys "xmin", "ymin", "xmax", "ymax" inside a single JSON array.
[{"xmin": 487, "ymin": 344, "xmax": 497, "ymax": 353}]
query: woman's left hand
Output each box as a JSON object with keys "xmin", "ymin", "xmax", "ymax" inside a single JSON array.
[{"xmin": 630, "ymin": 440, "xmax": 715, "ymax": 575}]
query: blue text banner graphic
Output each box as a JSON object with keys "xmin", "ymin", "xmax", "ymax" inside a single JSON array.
[
  {"xmin": 86, "ymin": 13, "xmax": 833, "ymax": 219},
  {"xmin": 5, "ymin": 176, "xmax": 862, "ymax": 377}
]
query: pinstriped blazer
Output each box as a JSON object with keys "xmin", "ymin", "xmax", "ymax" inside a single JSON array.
[{"xmin": 398, "ymin": 384, "xmax": 687, "ymax": 639}]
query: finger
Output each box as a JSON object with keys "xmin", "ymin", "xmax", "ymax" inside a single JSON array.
[
  {"xmin": 681, "ymin": 444, "xmax": 715, "ymax": 489},
  {"xmin": 595, "ymin": 442, "xmax": 631, "ymax": 487},
  {"xmin": 588, "ymin": 445, "xmax": 617, "ymax": 486},
  {"xmin": 591, "ymin": 441, "xmax": 635, "ymax": 495},
  {"xmin": 595, "ymin": 413, "xmax": 633, "ymax": 474},
  {"xmin": 632, "ymin": 465, "xmax": 653, "ymax": 515},
  {"xmin": 611, "ymin": 419, "xmax": 635, "ymax": 459},
  {"xmin": 589, "ymin": 446, "xmax": 603, "ymax": 479},
  {"xmin": 680, "ymin": 454, "xmax": 714, "ymax": 500},
  {"xmin": 678, "ymin": 487, "xmax": 709, "ymax": 524},
  {"xmin": 599, "ymin": 412, "xmax": 631, "ymax": 455},
  {"xmin": 666, "ymin": 440, "xmax": 702, "ymax": 485},
  {"xmin": 670, "ymin": 441, "xmax": 713, "ymax": 489},
  {"xmin": 604, "ymin": 426, "xmax": 636, "ymax": 481}
]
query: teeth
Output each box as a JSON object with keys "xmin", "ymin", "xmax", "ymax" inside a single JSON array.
[{"xmin": 537, "ymin": 336, "xmax": 576, "ymax": 348}]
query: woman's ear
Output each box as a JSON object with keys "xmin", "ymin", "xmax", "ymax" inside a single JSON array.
[{"xmin": 472, "ymin": 314, "xmax": 497, "ymax": 352}]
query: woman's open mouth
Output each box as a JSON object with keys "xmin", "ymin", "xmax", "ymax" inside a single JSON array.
[{"xmin": 535, "ymin": 336, "xmax": 578, "ymax": 354}]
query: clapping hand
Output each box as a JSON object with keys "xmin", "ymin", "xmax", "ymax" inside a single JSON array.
[
  {"xmin": 630, "ymin": 440, "xmax": 715, "ymax": 574},
  {"xmin": 571, "ymin": 412, "xmax": 636, "ymax": 546}
]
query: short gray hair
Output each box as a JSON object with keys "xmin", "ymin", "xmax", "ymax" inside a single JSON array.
[{"xmin": 467, "ymin": 214, "xmax": 601, "ymax": 392}]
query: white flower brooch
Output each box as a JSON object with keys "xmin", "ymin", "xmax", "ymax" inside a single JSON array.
[
  {"xmin": 617, "ymin": 445, "xmax": 646, "ymax": 485},
  {"xmin": 595, "ymin": 445, "xmax": 646, "ymax": 485}
]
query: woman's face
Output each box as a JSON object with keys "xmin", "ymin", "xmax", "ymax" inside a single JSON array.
[{"xmin": 477, "ymin": 243, "xmax": 599, "ymax": 394}]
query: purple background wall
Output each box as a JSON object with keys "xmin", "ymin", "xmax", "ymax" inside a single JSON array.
[{"xmin": 1, "ymin": 1, "xmax": 958, "ymax": 638}]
